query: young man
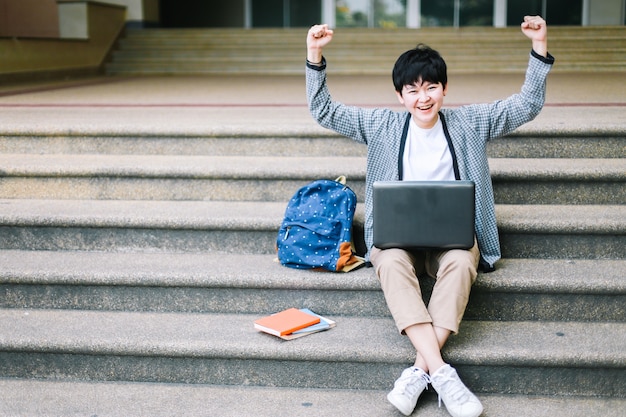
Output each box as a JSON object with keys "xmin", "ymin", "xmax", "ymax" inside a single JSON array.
[{"xmin": 306, "ymin": 16, "xmax": 553, "ymax": 417}]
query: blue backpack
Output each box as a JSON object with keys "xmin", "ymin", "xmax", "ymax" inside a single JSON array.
[{"xmin": 276, "ymin": 176, "xmax": 364, "ymax": 272}]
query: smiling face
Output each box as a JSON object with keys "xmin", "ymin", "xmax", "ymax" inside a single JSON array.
[
  {"xmin": 396, "ymin": 79, "xmax": 447, "ymax": 129},
  {"xmin": 392, "ymin": 44, "xmax": 448, "ymax": 129}
]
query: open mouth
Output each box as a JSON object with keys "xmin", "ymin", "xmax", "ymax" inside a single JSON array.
[{"xmin": 417, "ymin": 104, "xmax": 433, "ymax": 111}]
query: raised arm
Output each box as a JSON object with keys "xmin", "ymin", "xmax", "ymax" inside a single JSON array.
[
  {"xmin": 306, "ymin": 24, "xmax": 334, "ymax": 65},
  {"xmin": 521, "ymin": 15, "xmax": 548, "ymax": 58}
]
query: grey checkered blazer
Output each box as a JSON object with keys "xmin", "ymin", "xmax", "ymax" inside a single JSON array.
[{"xmin": 306, "ymin": 51, "xmax": 554, "ymax": 270}]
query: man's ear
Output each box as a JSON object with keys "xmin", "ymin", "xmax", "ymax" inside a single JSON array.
[
  {"xmin": 443, "ymin": 83, "xmax": 448, "ymax": 96},
  {"xmin": 395, "ymin": 90, "xmax": 405, "ymax": 104}
]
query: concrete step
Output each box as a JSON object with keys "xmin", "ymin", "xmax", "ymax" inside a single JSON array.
[
  {"xmin": 1, "ymin": 134, "xmax": 623, "ymax": 158},
  {"xmin": 0, "ymin": 308, "xmax": 624, "ymax": 396},
  {"xmin": 3, "ymin": 379, "xmax": 626, "ymax": 417},
  {"xmin": 0, "ymin": 154, "xmax": 623, "ymax": 204},
  {"xmin": 0, "ymin": 154, "xmax": 366, "ymax": 202},
  {"xmin": 486, "ymin": 134, "xmax": 626, "ymax": 159},
  {"xmin": 0, "ymin": 135, "xmax": 368, "ymax": 156},
  {"xmin": 0, "ymin": 199, "xmax": 623, "ymax": 258},
  {"xmin": 2, "ymin": 379, "xmax": 626, "ymax": 417},
  {"xmin": 106, "ymin": 27, "xmax": 626, "ymax": 75},
  {"xmin": 115, "ymin": 27, "xmax": 626, "ymax": 50},
  {"xmin": 112, "ymin": 37, "xmax": 626, "ymax": 50},
  {"xmin": 105, "ymin": 61, "xmax": 626, "ymax": 76},
  {"xmin": 490, "ymin": 158, "xmax": 625, "ymax": 204},
  {"xmin": 1, "ymin": 251, "xmax": 624, "ymax": 322},
  {"xmin": 496, "ymin": 204, "xmax": 625, "ymax": 259},
  {"xmin": 109, "ymin": 50, "xmax": 626, "ymax": 63},
  {"xmin": 119, "ymin": 26, "xmax": 626, "ymax": 38},
  {"xmin": 4, "ymin": 24, "xmax": 626, "ymax": 410}
]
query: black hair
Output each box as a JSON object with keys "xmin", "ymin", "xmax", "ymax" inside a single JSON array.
[{"xmin": 392, "ymin": 43, "xmax": 447, "ymax": 93}]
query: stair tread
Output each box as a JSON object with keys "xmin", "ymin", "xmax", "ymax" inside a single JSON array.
[
  {"xmin": 1, "ymin": 199, "xmax": 624, "ymax": 232},
  {"xmin": 1, "ymin": 135, "xmax": 623, "ymax": 160},
  {"xmin": 0, "ymin": 154, "xmax": 367, "ymax": 178},
  {"xmin": 1, "ymin": 250, "xmax": 624, "ymax": 294},
  {"xmin": 1, "ymin": 378, "xmax": 625, "ymax": 417},
  {"xmin": 1, "ymin": 308, "xmax": 624, "ymax": 367},
  {"xmin": 490, "ymin": 158, "xmax": 626, "ymax": 179},
  {"xmin": 496, "ymin": 204, "xmax": 626, "ymax": 233},
  {"xmin": 1, "ymin": 107, "xmax": 624, "ymax": 138},
  {"xmin": 0, "ymin": 199, "xmax": 285, "ymax": 228},
  {"xmin": 0, "ymin": 154, "xmax": 624, "ymax": 179}
]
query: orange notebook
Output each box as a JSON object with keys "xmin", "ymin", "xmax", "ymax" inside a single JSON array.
[{"xmin": 254, "ymin": 308, "xmax": 320, "ymax": 337}]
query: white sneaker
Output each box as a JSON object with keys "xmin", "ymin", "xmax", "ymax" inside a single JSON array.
[
  {"xmin": 430, "ymin": 364, "xmax": 483, "ymax": 417},
  {"xmin": 387, "ymin": 367, "xmax": 431, "ymax": 416}
]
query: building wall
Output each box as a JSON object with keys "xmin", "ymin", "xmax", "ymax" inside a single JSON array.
[
  {"xmin": 0, "ymin": 0, "xmax": 59, "ymax": 38},
  {"xmin": 0, "ymin": 0, "xmax": 162, "ymax": 38},
  {"xmin": 0, "ymin": 0, "xmax": 622, "ymax": 40},
  {"xmin": 0, "ymin": 2, "xmax": 126, "ymax": 79}
]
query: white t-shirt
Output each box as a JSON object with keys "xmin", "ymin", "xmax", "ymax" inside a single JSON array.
[{"xmin": 402, "ymin": 117, "xmax": 455, "ymax": 181}]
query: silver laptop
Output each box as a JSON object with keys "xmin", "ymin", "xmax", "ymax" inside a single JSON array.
[{"xmin": 373, "ymin": 181, "xmax": 475, "ymax": 250}]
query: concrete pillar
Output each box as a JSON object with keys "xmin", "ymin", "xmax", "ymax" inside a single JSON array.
[
  {"xmin": 244, "ymin": 0, "xmax": 252, "ymax": 28},
  {"xmin": 142, "ymin": 0, "xmax": 159, "ymax": 26},
  {"xmin": 322, "ymin": 0, "xmax": 335, "ymax": 27},
  {"xmin": 493, "ymin": 0, "xmax": 507, "ymax": 27},
  {"xmin": 407, "ymin": 0, "xmax": 420, "ymax": 28},
  {"xmin": 582, "ymin": 0, "xmax": 590, "ymax": 25}
]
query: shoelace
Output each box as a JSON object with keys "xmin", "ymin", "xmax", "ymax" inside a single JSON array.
[
  {"xmin": 435, "ymin": 373, "xmax": 471, "ymax": 408},
  {"xmin": 399, "ymin": 369, "xmax": 431, "ymax": 396}
]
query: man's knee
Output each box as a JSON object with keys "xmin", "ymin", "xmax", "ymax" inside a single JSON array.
[
  {"xmin": 438, "ymin": 251, "xmax": 478, "ymax": 284},
  {"xmin": 371, "ymin": 247, "xmax": 414, "ymax": 273}
]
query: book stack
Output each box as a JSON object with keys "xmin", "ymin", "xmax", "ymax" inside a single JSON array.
[{"xmin": 253, "ymin": 307, "xmax": 336, "ymax": 340}]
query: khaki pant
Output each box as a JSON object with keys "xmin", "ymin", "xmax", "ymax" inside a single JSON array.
[{"xmin": 370, "ymin": 241, "xmax": 480, "ymax": 335}]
